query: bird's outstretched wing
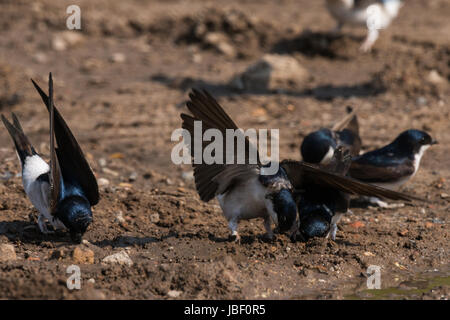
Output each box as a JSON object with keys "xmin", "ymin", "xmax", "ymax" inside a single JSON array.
[
  {"xmin": 281, "ymin": 160, "xmax": 425, "ymax": 202},
  {"xmin": 47, "ymin": 73, "xmax": 62, "ymax": 214},
  {"xmin": 181, "ymin": 89, "xmax": 260, "ymax": 202},
  {"xmin": 31, "ymin": 75, "xmax": 99, "ymax": 206}
]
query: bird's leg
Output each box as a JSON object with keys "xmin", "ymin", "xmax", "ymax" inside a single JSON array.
[
  {"xmin": 37, "ymin": 215, "xmax": 54, "ymax": 234},
  {"xmin": 262, "ymin": 216, "xmax": 274, "ymax": 241},
  {"xmin": 360, "ymin": 28, "xmax": 379, "ymax": 52},
  {"xmin": 326, "ymin": 223, "xmax": 338, "ymax": 241},
  {"xmin": 228, "ymin": 219, "xmax": 241, "ymax": 244},
  {"xmin": 368, "ymin": 197, "xmax": 405, "ymax": 209},
  {"xmin": 289, "ymin": 219, "xmax": 300, "ymax": 242},
  {"xmin": 51, "ymin": 217, "xmax": 67, "ymax": 231}
]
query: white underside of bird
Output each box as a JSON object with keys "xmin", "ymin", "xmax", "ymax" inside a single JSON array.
[
  {"xmin": 216, "ymin": 176, "xmax": 278, "ymax": 241},
  {"xmin": 366, "ymin": 144, "xmax": 430, "ymax": 208},
  {"xmin": 21, "ymin": 154, "xmax": 66, "ymax": 233}
]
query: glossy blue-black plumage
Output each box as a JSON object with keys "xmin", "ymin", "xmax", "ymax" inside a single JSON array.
[
  {"xmin": 354, "ymin": 130, "xmax": 434, "ymax": 165},
  {"xmin": 259, "ymin": 165, "xmax": 297, "ymax": 233},
  {"xmin": 301, "ymin": 129, "xmax": 336, "ymax": 164},
  {"xmin": 272, "ymin": 189, "xmax": 297, "ymax": 232}
]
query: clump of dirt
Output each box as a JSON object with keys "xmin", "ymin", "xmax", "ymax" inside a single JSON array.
[
  {"xmin": 0, "ymin": 62, "xmax": 23, "ymax": 110},
  {"xmin": 372, "ymin": 44, "xmax": 450, "ymax": 98},
  {"xmin": 271, "ymin": 31, "xmax": 363, "ymax": 59},
  {"xmin": 175, "ymin": 8, "xmax": 279, "ymax": 58},
  {"xmin": 149, "ymin": 256, "xmax": 242, "ymax": 299}
]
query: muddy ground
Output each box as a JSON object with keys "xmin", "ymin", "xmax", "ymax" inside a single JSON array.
[{"xmin": 0, "ymin": 0, "xmax": 448, "ymax": 299}]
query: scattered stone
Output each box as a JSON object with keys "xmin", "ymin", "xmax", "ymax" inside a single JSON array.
[
  {"xmin": 230, "ymin": 54, "xmax": 310, "ymax": 92},
  {"xmin": 98, "ymin": 158, "xmax": 107, "ymax": 167},
  {"xmin": 102, "ymin": 251, "xmax": 133, "ymax": 266},
  {"xmin": 119, "ymin": 182, "xmax": 133, "ymax": 188},
  {"xmin": 440, "ymin": 193, "xmax": 449, "ymax": 199},
  {"xmin": 398, "ymin": 229, "xmax": 409, "ymax": 237},
  {"xmin": 167, "ymin": 290, "xmax": 182, "ymax": 298},
  {"xmin": 98, "ymin": 178, "xmax": 110, "ymax": 187},
  {"xmin": 204, "ymin": 32, "xmax": 236, "ymax": 58},
  {"xmin": 181, "ymin": 171, "xmax": 194, "ymax": 182},
  {"xmin": 349, "ymin": 221, "xmax": 365, "ymax": 229},
  {"xmin": 102, "ymin": 168, "xmax": 119, "ymax": 177},
  {"xmin": 115, "ymin": 211, "xmax": 126, "ymax": 224},
  {"xmin": 33, "ymin": 52, "xmax": 47, "ymax": 63},
  {"xmin": 109, "ymin": 152, "xmax": 125, "ymax": 159},
  {"xmin": 363, "ymin": 251, "xmax": 375, "ymax": 257},
  {"xmin": 427, "ymin": 70, "xmax": 447, "ymax": 85},
  {"xmin": 87, "ymin": 278, "xmax": 95, "ymax": 284},
  {"xmin": 425, "ymin": 222, "xmax": 434, "ymax": 228},
  {"xmin": 110, "ymin": 52, "xmax": 126, "ymax": 63},
  {"xmin": 72, "ymin": 247, "xmax": 95, "ymax": 264},
  {"xmin": 52, "ymin": 31, "xmax": 84, "ymax": 51},
  {"xmin": 416, "ymin": 96, "xmax": 428, "ymax": 106},
  {"xmin": 150, "ymin": 213, "xmax": 160, "ymax": 224},
  {"xmin": 0, "ymin": 244, "xmax": 16, "ymax": 262},
  {"xmin": 27, "ymin": 257, "xmax": 40, "ymax": 261},
  {"xmin": 129, "ymin": 172, "xmax": 138, "ymax": 182}
]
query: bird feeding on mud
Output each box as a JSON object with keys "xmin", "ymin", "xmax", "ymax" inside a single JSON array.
[
  {"xmin": 325, "ymin": 0, "xmax": 404, "ymax": 52},
  {"xmin": 1, "ymin": 73, "xmax": 99, "ymax": 243},
  {"xmin": 348, "ymin": 129, "xmax": 437, "ymax": 208},
  {"xmin": 300, "ymin": 106, "xmax": 361, "ymax": 165},
  {"xmin": 179, "ymin": 89, "xmax": 423, "ymax": 243},
  {"xmin": 291, "ymin": 146, "xmax": 353, "ymax": 241}
]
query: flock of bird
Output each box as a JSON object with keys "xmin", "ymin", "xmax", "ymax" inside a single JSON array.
[
  {"xmin": 181, "ymin": 90, "xmax": 435, "ymax": 243},
  {"xmin": 1, "ymin": 1, "xmax": 436, "ymax": 244}
]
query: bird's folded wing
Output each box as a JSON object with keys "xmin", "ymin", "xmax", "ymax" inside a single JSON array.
[
  {"xmin": 348, "ymin": 159, "xmax": 415, "ymax": 183},
  {"xmin": 181, "ymin": 89, "xmax": 260, "ymax": 202},
  {"xmin": 31, "ymin": 77, "xmax": 99, "ymax": 206},
  {"xmin": 281, "ymin": 160, "xmax": 425, "ymax": 202}
]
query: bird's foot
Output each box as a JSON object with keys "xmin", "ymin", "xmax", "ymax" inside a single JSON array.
[
  {"xmin": 229, "ymin": 232, "xmax": 241, "ymax": 244},
  {"xmin": 326, "ymin": 224, "xmax": 338, "ymax": 241},
  {"xmin": 261, "ymin": 232, "xmax": 275, "ymax": 242},
  {"xmin": 359, "ymin": 41, "xmax": 373, "ymax": 52},
  {"xmin": 37, "ymin": 216, "xmax": 54, "ymax": 234},
  {"xmin": 360, "ymin": 29, "xmax": 379, "ymax": 52}
]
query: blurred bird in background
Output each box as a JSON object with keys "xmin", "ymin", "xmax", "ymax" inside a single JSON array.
[{"xmin": 325, "ymin": 0, "xmax": 404, "ymax": 51}]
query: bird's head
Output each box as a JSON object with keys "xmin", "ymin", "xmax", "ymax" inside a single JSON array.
[
  {"xmin": 301, "ymin": 129, "xmax": 336, "ymax": 164},
  {"xmin": 394, "ymin": 130, "xmax": 437, "ymax": 155},
  {"xmin": 298, "ymin": 204, "xmax": 333, "ymax": 240},
  {"xmin": 265, "ymin": 188, "xmax": 298, "ymax": 233},
  {"xmin": 55, "ymin": 196, "xmax": 92, "ymax": 243}
]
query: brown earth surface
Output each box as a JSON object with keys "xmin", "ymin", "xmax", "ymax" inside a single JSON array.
[{"xmin": 0, "ymin": 0, "xmax": 449, "ymax": 299}]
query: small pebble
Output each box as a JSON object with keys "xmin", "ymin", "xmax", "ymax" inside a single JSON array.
[
  {"xmin": 72, "ymin": 247, "xmax": 94, "ymax": 264},
  {"xmin": 167, "ymin": 290, "xmax": 182, "ymax": 298},
  {"xmin": 0, "ymin": 244, "xmax": 16, "ymax": 262}
]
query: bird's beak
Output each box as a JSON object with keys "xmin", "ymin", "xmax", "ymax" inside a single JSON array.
[{"xmin": 431, "ymin": 140, "xmax": 438, "ymax": 145}]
